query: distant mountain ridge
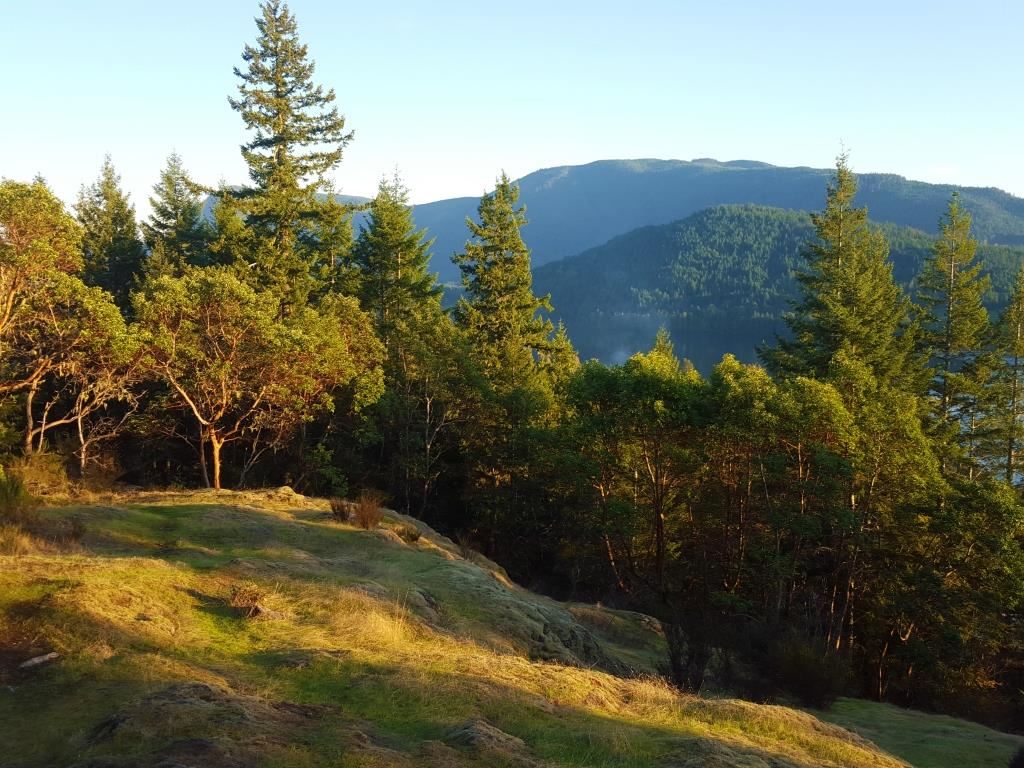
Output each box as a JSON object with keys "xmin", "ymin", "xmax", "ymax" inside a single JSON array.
[
  {"xmin": 408, "ymin": 158, "xmax": 1024, "ymax": 284},
  {"xmin": 202, "ymin": 159, "xmax": 1024, "ymax": 286},
  {"xmin": 534, "ymin": 204, "xmax": 1024, "ymax": 371}
]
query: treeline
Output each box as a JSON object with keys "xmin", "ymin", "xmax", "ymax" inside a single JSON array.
[{"xmin": 0, "ymin": 0, "xmax": 1021, "ymax": 727}]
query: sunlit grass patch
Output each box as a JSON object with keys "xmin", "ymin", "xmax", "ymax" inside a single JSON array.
[{"xmin": 1, "ymin": 490, "xmax": 1006, "ymax": 767}]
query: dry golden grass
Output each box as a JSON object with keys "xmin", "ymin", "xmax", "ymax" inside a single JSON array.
[
  {"xmin": 0, "ymin": 523, "xmax": 40, "ymax": 555},
  {"xmin": 0, "ymin": 490, "xmax": 1003, "ymax": 768}
]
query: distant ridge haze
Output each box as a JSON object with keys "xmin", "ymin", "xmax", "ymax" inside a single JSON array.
[
  {"xmin": 202, "ymin": 157, "xmax": 1024, "ymax": 285},
  {"xmin": 406, "ymin": 158, "xmax": 1024, "ymax": 284}
]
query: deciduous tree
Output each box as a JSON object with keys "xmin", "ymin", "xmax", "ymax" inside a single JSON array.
[{"xmin": 135, "ymin": 268, "xmax": 380, "ymax": 489}]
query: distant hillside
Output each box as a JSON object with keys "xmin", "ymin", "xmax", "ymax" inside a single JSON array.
[
  {"xmin": 410, "ymin": 158, "xmax": 1024, "ymax": 284},
  {"xmin": 534, "ymin": 205, "xmax": 1024, "ymax": 370}
]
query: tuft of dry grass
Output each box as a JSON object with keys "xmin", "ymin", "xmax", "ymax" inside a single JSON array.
[
  {"xmin": 352, "ymin": 489, "xmax": 386, "ymax": 530},
  {"xmin": 0, "ymin": 523, "xmax": 40, "ymax": 555},
  {"xmin": 0, "ymin": 470, "xmax": 38, "ymax": 525},
  {"xmin": 394, "ymin": 523, "xmax": 421, "ymax": 543},
  {"xmin": 228, "ymin": 580, "xmax": 267, "ymax": 618}
]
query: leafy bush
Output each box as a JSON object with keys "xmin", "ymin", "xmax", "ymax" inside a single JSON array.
[
  {"xmin": 352, "ymin": 489, "xmax": 386, "ymax": 530},
  {"xmin": 0, "ymin": 468, "xmax": 37, "ymax": 525},
  {"xmin": 306, "ymin": 443, "xmax": 348, "ymax": 497}
]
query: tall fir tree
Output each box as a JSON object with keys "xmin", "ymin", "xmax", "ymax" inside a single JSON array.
[
  {"xmin": 453, "ymin": 174, "xmax": 557, "ymax": 549},
  {"xmin": 75, "ymin": 155, "xmax": 146, "ymax": 309},
  {"xmin": 453, "ymin": 173, "xmax": 554, "ymax": 388},
  {"xmin": 993, "ymin": 265, "xmax": 1024, "ymax": 484},
  {"xmin": 220, "ymin": 0, "xmax": 354, "ymax": 311},
  {"xmin": 916, "ymin": 193, "xmax": 991, "ymax": 471},
  {"xmin": 353, "ymin": 173, "xmax": 441, "ymax": 352},
  {"xmin": 351, "ymin": 172, "xmax": 462, "ymax": 514},
  {"xmin": 142, "ymin": 152, "xmax": 211, "ymax": 277},
  {"xmin": 762, "ymin": 155, "xmax": 919, "ymax": 392}
]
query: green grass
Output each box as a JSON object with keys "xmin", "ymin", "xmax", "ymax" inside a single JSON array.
[
  {"xmin": 0, "ymin": 489, "xmax": 1012, "ymax": 767},
  {"xmin": 813, "ymin": 698, "xmax": 1024, "ymax": 768}
]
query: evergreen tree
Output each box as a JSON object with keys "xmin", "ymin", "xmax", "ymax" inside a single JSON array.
[
  {"xmin": 350, "ymin": 172, "xmax": 467, "ymax": 514},
  {"xmin": 454, "ymin": 173, "xmax": 554, "ymax": 385},
  {"xmin": 220, "ymin": 0, "xmax": 354, "ymax": 311},
  {"xmin": 762, "ymin": 156, "xmax": 918, "ymax": 392},
  {"xmin": 993, "ymin": 265, "xmax": 1024, "ymax": 483},
  {"xmin": 539, "ymin": 321, "xmax": 581, "ymax": 410},
  {"xmin": 453, "ymin": 174, "xmax": 556, "ymax": 549},
  {"xmin": 353, "ymin": 173, "xmax": 441, "ymax": 351},
  {"xmin": 75, "ymin": 156, "xmax": 146, "ymax": 309},
  {"xmin": 916, "ymin": 193, "xmax": 991, "ymax": 471},
  {"xmin": 142, "ymin": 152, "xmax": 211, "ymax": 277}
]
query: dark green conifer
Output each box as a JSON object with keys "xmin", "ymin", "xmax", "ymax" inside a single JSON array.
[
  {"xmin": 917, "ymin": 193, "xmax": 991, "ymax": 470},
  {"xmin": 762, "ymin": 155, "xmax": 918, "ymax": 392},
  {"xmin": 992, "ymin": 265, "xmax": 1024, "ymax": 483},
  {"xmin": 142, "ymin": 152, "xmax": 211, "ymax": 277},
  {"xmin": 353, "ymin": 174, "xmax": 441, "ymax": 352},
  {"xmin": 453, "ymin": 173, "xmax": 554, "ymax": 388},
  {"xmin": 222, "ymin": 0, "xmax": 354, "ymax": 310},
  {"xmin": 75, "ymin": 155, "xmax": 146, "ymax": 309}
]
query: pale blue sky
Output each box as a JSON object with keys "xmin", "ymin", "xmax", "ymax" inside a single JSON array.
[{"xmin": 2, "ymin": 1, "xmax": 1021, "ymax": 216}]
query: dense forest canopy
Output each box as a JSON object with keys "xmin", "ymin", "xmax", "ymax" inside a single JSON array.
[{"xmin": 1, "ymin": 0, "xmax": 1021, "ymax": 737}]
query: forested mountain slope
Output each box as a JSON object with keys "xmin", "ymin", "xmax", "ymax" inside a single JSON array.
[
  {"xmin": 409, "ymin": 158, "xmax": 1024, "ymax": 284},
  {"xmin": 534, "ymin": 204, "xmax": 1024, "ymax": 369}
]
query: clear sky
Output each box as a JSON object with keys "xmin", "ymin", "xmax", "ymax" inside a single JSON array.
[{"xmin": 3, "ymin": 0, "xmax": 1021, "ymax": 217}]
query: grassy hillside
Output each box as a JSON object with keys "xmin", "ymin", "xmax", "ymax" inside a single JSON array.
[
  {"xmin": 814, "ymin": 699, "xmax": 1024, "ymax": 768},
  {"xmin": 535, "ymin": 204, "xmax": 1024, "ymax": 369},
  {"xmin": 0, "ymin": 491, "xmax": 1019, "ymax": 767}
]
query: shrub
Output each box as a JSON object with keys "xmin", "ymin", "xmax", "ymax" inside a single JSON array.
[
  {"xmin": 9, "ymin": 453, "xmax": 69, "ymax": 496},
  {"xmin": 1009, "ymin": 746, "xmax": 1024, "ymax": 768},
  {"xmin": 352, "ymin": 489, "xmax": 386, "ymax": 530},
  {"xmin": 0, "ymin": 469, "xmax": 37, "ymax": 525},
  {"xmin": 329, "ymin": 496, "xmax": 349, "ymax": 522},
  {"xmin": 228, "ymin": 581, "xmax": 266, "ymax": 619}
]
